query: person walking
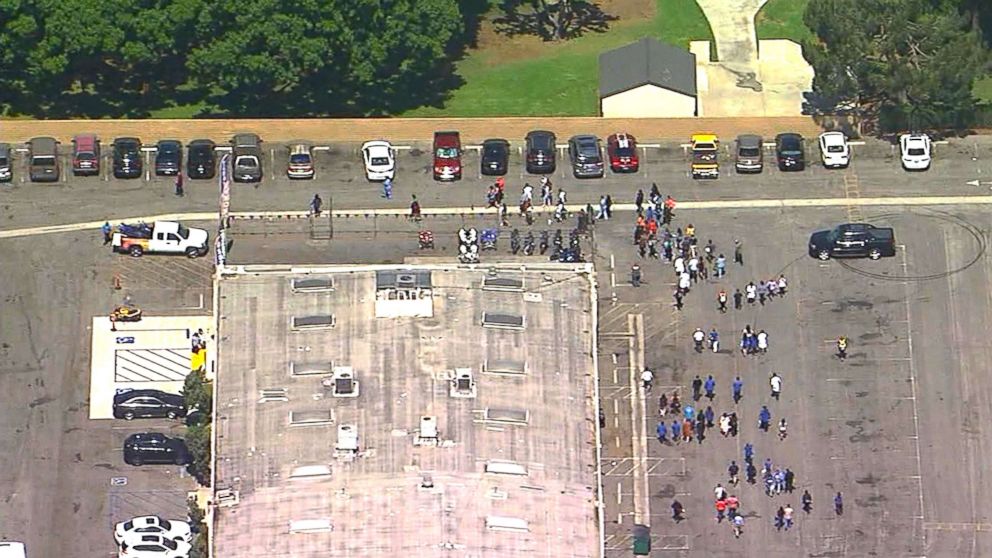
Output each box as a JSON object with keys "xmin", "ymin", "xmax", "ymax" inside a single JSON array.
[
  {"xmin": 834, "ymin": 492, "xmax": 844, "ymax": 515},
  {"xmin": 695, "ymin": 416, "xmax": 705, "ymax": 444},
  {"xmin": 728, "ymin": 460, "xmax": 740, "ymax": 485},
  {"xmin": 783, "ymin": 504, "xmax": 795, "ymax": 530},
  {"xmin": 174, "ymin": 170, "xmax": 184, "ymax": 197},
  {"xmin": 732, "ymin": 513, "xmax": 744, "ymax": 538},
  {"xmin": 729, "ymin": 412, "xmax": 739, "ymax": 437},
  {"xmin": 778, "ymin": 418, "xmax": 788, "ymax": 440},
  {"xmin": 704, "ymin": 375, "xmax": 716, "ymax": 400},
  {"xmin": 671, "ymin": 420, "xmax": 680, "ymax": 444},
  {"xmin": 785, "ymin": 469, "xmax": 795, "ymax": 492},
  {"xmin": 688, "ymin": 255, "xmax": 699, "ymax": 283},
  {"xmin": 715, "ymin": 483, "xmax": 728, "ymax": 501},
  {"xmin": 758, "ymin": 405, "xmax": 771, "ymax": 431},
  {"xmin": 605, "ymin": 195, "xmax": 613, "ymax": 219},
  {"xmin": 757, "ymin": 329, "xmax": 769, "ymax": 354},
  {"xmin": 719, "ymin": 413, "xmax": 731, "ymax": 437},
  {"xmin": 715, "ymin": 498, "xmax": 727, "ymax": 522},
  {"xmin": 692, "ymin": 375, "xmax": 703, "ymax": 401},
  {"xmin": 775, "ymin": 506, "xmax": 785, "ymax": 530},
  {"xmin": 310, "ymin": 194, "xmax": 323, "ymax": 216},
  {"xmin": 732, "ymin": 376, "xmax": 743, "ymax": 404},
  {"xmin": 778, "ymin": 274, "xmax": 788, "ymax": 295},
  {"xmin": 746, "ymin": 461, "xmax": 757, "ymax": 484},
  {"xmin": 837, "ymin": 336, "xmax": 848, "ymax": 360},
  {"xmin": 704, "ymin": 405, "xmax": 715, "ymax": 428},
  {"xmin": 717, "ymin": 289, "xmax": 728, "ymax": 313},
  {"xmin": 641, "ymin": 368, "xmax": 654, "ymax": 391},
  {"xmin": 743, "ymin": 442, "xmax": 754, "ymax": 463},
  {"xmin": 673, "ymin": 289, "xmax": 684, "ymax": 310},
  {"xmin": 672, "ymin": 500, "xmax": 685, "ymax": 522},
  {"xmin": 678, "ymin": 271, "xmax": 691, "ymax": 295},
  {"xmin": 709, "ymin": 328, "xmax": 720, "ymax": 353},
  {"xmin": 745, "ymin": 282, "xmax": 757, "ymax": 305},
  {"xmin": 409, "ymin": 195, "xmax": 422, "ymax": 221},
  {"xmin": 802, "ymin": 490, "xmax": 813, "ymax": 513},
  {"xmin": 715, "ymin": 254, "xmax": 726, "ymax": 277},
  {"xmin": 382, "ymin": 177, "xmax": 393, "ymax": 199},
  {"xmin": 726, "ymin": 494, "xmax": 740, "ymax": 518},
  {"xmin": 770, "ymin": 373, "xmax": 782, "ymax": 400},
  {"xmin": 757, "ymin": 280, "xmax": 768, "ymax": 305},
  {"xmin": 734, "ymin": 239, "xmax": 743, "ymax": 265},
  {"xmin": 681, "ymin": 418, "xmax": 693, "ymax": 443},
  {"xmin": 635, "ymin": 189, "xmax": 644, "ymax": 213},
  {"xmin": 102, "ymin": 221, "xmax": 113, "ymax": 245},
  {"xmin": 733, "ymin": 288, "xmax": 743, "ymax": 310},
  {"xmin": 656, "ymin": 421, "xmax": 667, "ymax": 444},
  {"xmin": 597, "ymin": 195, "xmax": 608, "ymax": 220}
]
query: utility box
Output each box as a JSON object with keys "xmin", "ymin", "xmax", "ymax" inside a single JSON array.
[
  {"xmin": 632, "ymin": 524, "xmax": 651, "ymax": 555},
  {"xmin": 336, "ymin": 424, "xmax": 358, "ymax": 453},
  {"xmin": 449, "ymin": 368, "xmax": 477, "ymax": 398},
  {"xmin": 326, "ymin": 366, "xmax": 359, "ymax": 398}
]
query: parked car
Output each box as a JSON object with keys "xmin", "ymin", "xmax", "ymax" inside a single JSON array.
[
  {"xmin": 123, "ymin": 433, "xmax": 191, "ymax": 466},
  {"xmin": 154, "ymin": 140, "xmax": 182, "ymax": 176},
  {"xmin": 115, "ymin": 516, "xmax": 192, "ymax": 545},
  {"xmin": 232, "ymin": 133, "xmax": 262, "ymax": 182},
  {"xmin": 72, "ymin": 134, "xmax": 101, "ymax": 176},
  {"xmin": 568, "ymin": 134, "xmax": 604, "ymax": 178},
  {"xmin": 432, "ymin": 131, "xmax": 462, "ymax": 181},
  {"xmin": 775, "ymin": 133, "xmax": 806, "ymax": 171},
  {"xmin": 480, "ymin": 138, "xmax": 510, "ymax": 176},
  {"xmin": 900, "ymin": 133, "xmax": 931, "ymax": 171},
  {"xmin": 818, "ymin": 132, "xmax": 850, "ymax": 168},
  {"xmin": 0, "ymin": 143, "xmax": 12, "ymax": 182},
  {"xmin": 606, "ymin": 132, "xmax": 638, "ymax": 173},
  {"xmin": 187, "ymin": 139, "xmax": 217, "ymax": 179},
  {"xmin": 28, "ymin": 136, "xmax": 59, "ymax": 182},
  {"xmin": 525, "ymin": 130, "xmax": 557, "ymax": 174},
  {"xmin": 112, "ymin": 138, "xmax": 143, "ymax": 179},
  {"xmin": 809, "ymin": 222, "xmax": 896, "ymax": 260},
  {"xmin": 361, "ymin": 140, "xmax": 395, "ymax": 181},
  {"xmin": 287, "ymin": 143, "xmax": 314, "ymax": 179},
  {"xmin": 734, "ymin": 134, "xmax": 763, "ymax": 173},
  {"xmin": 113, "ymin": 389, "xmax": 187, "ymax": 420},
  {"xmin": 119, "ymin": 533, "xmax": 191, "ymax": 557}
]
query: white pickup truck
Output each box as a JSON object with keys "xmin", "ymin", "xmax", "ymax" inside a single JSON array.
[{"xmin": 112, "ymin": 221, "xmax": 209, "ymax": 258}]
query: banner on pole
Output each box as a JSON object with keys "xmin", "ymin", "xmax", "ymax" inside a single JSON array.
[{"xmin": 219, "ymin": 153, "xmax": 231, "ymax": 229}]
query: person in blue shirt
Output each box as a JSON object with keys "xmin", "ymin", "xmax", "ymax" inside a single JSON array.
[
  {"xmin": 709, "ymin": 328, "xmax": 720, "ymax": 353},
  {"xmin": 704, "ymin": 375, "xmax": 716, "ymax": 400},
  {"xmin": 670, "ymin": 420, "xmax": 680, "ymax": 443},
  {"xmin": 732, "ymin": 377, "xmax": 744, "ymax": 403},
  {"xmin": 759, "ymin": 405, "xmax": 771, "ymax": 431},
  {"xmin": 656, "ymin": 421, "xmax": 667, "ymax": 444},
  {"xmin": 743, "ymin": 442, "xmax": 754, "ymax": 463}
]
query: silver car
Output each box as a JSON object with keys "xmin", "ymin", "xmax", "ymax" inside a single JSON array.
[
  {"xmin": 735, "ymin": 134, "xmax": 764, "ymax": 173},
  {"xmin": 568, "ymin": 134, "xmax": 604, "ymax": 178},
  {"xmin": 232, "ymin": 133, "xmax": 263, "ymax": 182}
]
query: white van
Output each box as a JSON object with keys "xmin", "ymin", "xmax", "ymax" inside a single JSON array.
[{"xmin": 0, "ymin": 542, "xmax": 26, "ymax": 558}]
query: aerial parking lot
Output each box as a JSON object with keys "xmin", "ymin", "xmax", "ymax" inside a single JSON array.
[{"xmin": 4, "ymin": 128, "xmax": 992, "ymax": 557}]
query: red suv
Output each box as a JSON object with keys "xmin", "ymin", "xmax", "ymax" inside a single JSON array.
[
  {"xmin": 433, "ymin": 131, "xmax": 461, "ymax": 181},
  {"xmin": 72, "ymin": 133, "xmax": 101, "ymax": 176},
  {"xmin": 607, "ymin": 133, "xmax": 639, "ymax": 173}
]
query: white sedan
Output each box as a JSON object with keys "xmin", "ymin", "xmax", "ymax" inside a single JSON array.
[
  {"xmin": 361, "ymin": 140, "xmax": 396, "ymax": 181},
  {"xmin": 115, "ymin": 516, "xmax": 192, "ymax": 545},
  {"xmin": 818, "ymin": 132, "xmax": 850, "ymax": 168},
  {"xmin": 900, "ymin": 133, "xmax": 932, "ymax": 171},
  {"xmin": 119, "ymin": 534, "xmax": 191, "ymax": 558}
]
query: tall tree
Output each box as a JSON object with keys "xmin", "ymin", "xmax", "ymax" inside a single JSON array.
[
  {"xmin": 494, "ymin": 0, "xmax": 617, "ymax": 41},
  {"xmin": 804, "ymin": 0, "xmax": 988, "ymax": 132}
]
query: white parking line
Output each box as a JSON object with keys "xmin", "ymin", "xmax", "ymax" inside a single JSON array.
[{"xmin": 312, "ymin": 146, "xmax": 331, "ymax": 151}]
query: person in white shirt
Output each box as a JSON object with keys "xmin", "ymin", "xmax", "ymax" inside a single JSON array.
[
  {"xmin": 641, "ymin": 368, "xmax": 654, "ymax": 391},
  {"xmin": 757, "ymin": 330, "xmax": 768, "ymax": 353},
  {"xmin": 770, "ymin": 373, "xmax": 782, "ymax": 400},
  {"xmin": 745, "ymin": 282, "xmax": 757, "ymax": 304},
  {"xmin": 679, "ymin": 271, "xmax": 691, "ymax": 293},
  {"xmin": 674, "ymin": 256, "xmax": 685, "ymax": 275},
  {"xmin": 777, "ymin": 274, "xmax": 788, "ymax": 295},
  {"xmin": 687, "ymin": 256, "xmax": 699, "ymax": 282}
]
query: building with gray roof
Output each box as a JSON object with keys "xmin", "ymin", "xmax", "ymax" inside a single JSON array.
[{"xmin": 599, "ymin": 37, "xmax": 698, "ymax": 118}]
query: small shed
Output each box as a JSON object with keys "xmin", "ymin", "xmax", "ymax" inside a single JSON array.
[{"xmin": 599, "ymin": 38, "xmax": 698, "ymax": 118}]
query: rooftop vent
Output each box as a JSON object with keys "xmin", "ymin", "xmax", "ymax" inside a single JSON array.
[
  {"xmin": 376, "ymin": 269, "xmax": 432, "ymax": 290},
  {"xmin": 215, "ymin": 489, "xmax": 240, "ymax": 508},
  {"xmin": 290, "ymin": 361, "xmax": 333, "ymax": 377},
  {"xmin": 414, "ymin": 415, "xmax": 439, "ymax": 447},
  {"xmin": 323, "ymin": 366, "xmax": 359, "ymax": 398},
  {"xmin": 482, "ymin": 276, "xmax": 524, "ymax": 292},
  {"xmin": 483, "ymin": 359, "xmax": 526, "ymax": 376},
  {"xmin": 289, "ymin": 465, "xmax": 332, "ymax": 479},
  {"xmin": 485, "ymin": 460, "xmax": 528, "ymax": 476},
  {"xmin": 482, "ymin": 407, "xmax": 529, "ymax": 425},
  {"xmin": 449, "ymin": 368, "xmax": 477, "ymax": 398},
  {"xmin": 482, "ymin": 312, "xmax": 524, "ymax": 331},
  {"xmin": 289, "ymin": 519, "xmax": 333, "ymax": 534},
  {"xmin": 486, "ymin": 516, "xmax": 529, "ymax": 533},
  {"xmin": 292, "ymin": 277, "xmax": 334, "ymax": 293},
  {"xmin": 289, "ymin": 410, "xmax": 334, "ymax": 426},
  {"xmin": 258, "ymin": 388, "xmax": 288, "ymax": 403},
  {"xmin": 291, "ymin": 315, "xmax": 336, "ymax": 331},
  {"xmin": 336, "ymin": 424, "xmax": 359, "ymax": 453}
]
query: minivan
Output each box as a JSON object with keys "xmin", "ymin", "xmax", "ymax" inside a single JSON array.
[
  {"xmin": 113, "ymin": 137, "xmax": 143, "ymax": 179},
  {"xmin": 232, "ymin": 133, "xmax": 262, "ymax": 182},
  {"xmin": 28, "ymin": 137, "xmax": 59, "ymax": 182},
  {"xmin": 525, "ymin": 130, "xmax": 557, "ymax": 174},
  {"xmin": 72, "ymin": 134, "xmax": 100, "ymax": 176}
]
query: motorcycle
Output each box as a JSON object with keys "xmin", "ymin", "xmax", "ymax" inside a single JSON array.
[
  {"xmin": 539, "ymin": 230, "xmax": 549, "ymax": 255},
  {"xmin": 569, "ymin": 228, "xmax": 580, "ymax": 249},
  {"xmin": 110, "ymin": 305, "xmax": 143, "ymax": 323},
  {"xmin": 553, "ymin": 229, "xmax": 563, "ymax": 251},
  {"xmin": 523, "ymin": 231, "xmax": 535, "ymax": 255},
  {"xmin": 458, "ymin": 243, "xmax": 479, "ymax": 264},
  {"xmin": 418, "ymin": 230, "xmax": 435, "ymax": 250},
  {"xmin": 480, "ymin": 228, "xmax": 499, "ymax": 251},
  {"xmin": 510, "ymin": 229, "xmax": 521, "ymax": 255},
  {"xmin": 458, "ymin": 227, "xmax": 478, "ymax": 246}
]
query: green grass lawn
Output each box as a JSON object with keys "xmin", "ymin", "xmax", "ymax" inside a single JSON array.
[
  {"xmin": 755, "ymin": 0, "xmax": 811, "ymax": 43},
  {"xmin": 402, "ymin": 0, "xmax": 714, "ymax": 117}
]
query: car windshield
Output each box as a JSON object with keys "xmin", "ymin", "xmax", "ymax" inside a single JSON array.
[
  {"xmin": 907, "ymin": 147, "xmax": 925, "ymax": 156},
  {"xmin": 159, "ymin": 144, "xmax": 178, "ymax": 154},
  {"xmin": 176, "ymin": 224, "xmax": 189, "ymax": 239},
  {"xmin": 484, "ymin": 144, "xmax": 506, "ymax": 158},
  {"xmin": 782, "ymin": 150, "xmax": 802, "ymax": 156},
  {"xmin": 615, "ymin": 146, "xmax": 634, "ymax": 157},
  {"xmin": 695, "ymin": 142, "xmax": 716, "ymax": 150},
  {"xmin": 77, "ymin": 152, "xmax": 96, "ymax": 160},
  {"xmin": 531, "ymin": 137, "xmax": 553, "ymax": 151},
  {"xmin": 436, "ymin": 147, "xmax": 458, "ymax": 158},
  {"xmin": 739, "ymin": 147, "xmax": 760, "ymax": 157},
  {"xmin": 827, "ymin": 145, "xmax": 845, "ymax": 153},
  {"xmin": 290, "ymin": 154, "xmax": 310, "ymax": 164},
  {"xmin": 32, "ymin": 156, "xmax": 56, "ymax": 165},
  {"xmin": 236, "ymin": 156, "xmax": 258, "ymax": 168},
  {"xmin": 191, "ymin": 150, "xmax": 211, "ymax": 163},
  {"xmin": 370, "ymin": 156, "xmax": 390, "ymax": 166}
]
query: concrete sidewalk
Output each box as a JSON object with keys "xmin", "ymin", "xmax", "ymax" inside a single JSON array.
[{"xmin": 695, "ymin": 0, "xmax": 769, "ymax": 69}]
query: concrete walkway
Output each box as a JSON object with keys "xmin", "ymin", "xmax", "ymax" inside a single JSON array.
[{"xmin": 695, "ymin": 0, "xmax": 769, "ymax": 69}]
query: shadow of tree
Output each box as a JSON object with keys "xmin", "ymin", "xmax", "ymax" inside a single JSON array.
[{"xmin": 493, "ymin": 0, "xmax": 618, "ymax": 41}]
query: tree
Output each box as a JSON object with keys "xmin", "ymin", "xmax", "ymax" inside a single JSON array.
[
  {"xmin": 494, "ymin": 0, "xmax": 617, "ymax": 41},
  {"xmin": 183, "ymin": 367, "xmax": 213, "ymax": 420},
  {"xmin": 186, "ymin": 0, "xmax": 464, "ymax": 115},
  {"xmin": 185, "ymin": 423, "xmax": 211, "ymax": 486},
  {"xmin": 804, "ymin": 0, "xmax": 989, "ymax": 133},
  {"xmin": 187, "ymin": 497, "xmax": 208, "ymax": 558}
]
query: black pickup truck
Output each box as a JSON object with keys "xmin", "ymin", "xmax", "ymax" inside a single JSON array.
[{"xmin": 808, "ymin": 223, "xmax": 896, "ymax": 260}]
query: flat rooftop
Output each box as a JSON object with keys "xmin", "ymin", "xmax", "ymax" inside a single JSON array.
[{"xmin": 212, "ymin": 265, "xmax": 602, "ymax": 557}]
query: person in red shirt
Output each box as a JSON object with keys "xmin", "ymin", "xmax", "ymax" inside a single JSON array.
[
  {"xmin": 715, "ymin": 499, "xmax": 727, "ymax": 522},
  {"xmin": 726, "ymin": 495, "xmax": 740, "ymax": 518}
]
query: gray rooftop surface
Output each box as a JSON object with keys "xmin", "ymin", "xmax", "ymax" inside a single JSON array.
[
  {"xmin": 213, "ymin": 265, "xmax": 602, "ymax": 558},
  {"xmin": 599, "ymin": 37, "xmax": 697, "ymax": 98}
]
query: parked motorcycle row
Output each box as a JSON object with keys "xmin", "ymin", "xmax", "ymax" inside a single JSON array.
[{"xmin": 445, "ymin": 227, "xmax": 584, "ymax": 263}]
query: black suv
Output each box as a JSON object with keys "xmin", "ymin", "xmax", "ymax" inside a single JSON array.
[
  {"xmin": 775, "ymin": 133, "xmax": 806, "ymax": 171},
  {"xmin": 155, "ymin": 140, "xmax": 183, "ymax": 176},
  {"xmin": 113, "ymin": 389, "xmax": 187, "ymax": 420},
  {"xmin": 123, "ymin": 433, "xmax": 190, "ymax": 466},
  {"xmin": 187, "ymin": 139, "xmax": 217, "ymax": 179},
  {"xmin": 525, "ymin": 130, "xmax": 556, "ymax": 174},
  {"xmin": 480, "ymin": 138, "xmax": 509, "ymax": 176},
  {"xmin": 113, "ymin": 137, "xmax": 143, "ymax": 179}
]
